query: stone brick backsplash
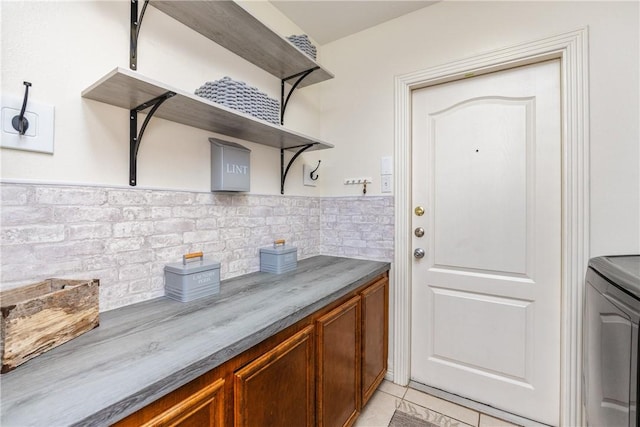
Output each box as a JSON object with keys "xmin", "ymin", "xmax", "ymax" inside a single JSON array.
[
  {"xmin": 0, "ymin": 183, "xmax": 393, "ymax": 311},
  {"xmin": 319, "ymin": 196, "xmax": 394, "ymax": 261}
]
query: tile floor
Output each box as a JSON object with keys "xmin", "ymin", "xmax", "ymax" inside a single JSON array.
[{"xmin": 355, "ymin": 380, "xmax": 523, "ymax": 427}]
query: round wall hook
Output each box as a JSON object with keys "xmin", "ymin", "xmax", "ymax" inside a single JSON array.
[
  {"xmin": 12, "ymin": 81, "xmax": 32, "ymax": 135},
  {"xmin": 310, "ymin": 160, "xmax": 321, "ymax": 181}
]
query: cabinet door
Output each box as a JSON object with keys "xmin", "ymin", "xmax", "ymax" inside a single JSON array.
[
  {"xmin": 316, "ymin": 296, "xmax": 361, "ymax": 427},
  {"xmin": 139, "ymin": 378, "xmax": 225, "ymax": 427},
  {"xmin": 361, "ymin": 277, "xmax": 389, "ymax": 406},
  {"xmin": 234, "ymin": 325, "xmax": 315, "ymax": 427}
]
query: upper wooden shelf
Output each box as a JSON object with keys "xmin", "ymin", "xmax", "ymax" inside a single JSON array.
[
  {"xmin": 81, "ymin": 67, "xmax": 334, "ymax": 151},
  {"xmin": 148, "ymin": 0, "xmax": 334, "ymax": 87}
]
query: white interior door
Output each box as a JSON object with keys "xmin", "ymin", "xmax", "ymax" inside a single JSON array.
[{"xmin": 410, "ymin": 60, "xmax": 561, "ymax": 426}]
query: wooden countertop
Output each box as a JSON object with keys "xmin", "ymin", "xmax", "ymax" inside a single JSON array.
[{"xmin": 0, "ymin": 256, "xmax": 390, "ymax": 427}]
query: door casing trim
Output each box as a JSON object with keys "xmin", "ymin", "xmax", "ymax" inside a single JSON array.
[{"xmin": 392, "ymin": 27, "xmax": 589, "ymax": 427}]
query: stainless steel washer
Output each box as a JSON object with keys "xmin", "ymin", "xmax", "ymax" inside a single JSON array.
[{"xmin": 583, "ymin": 255, "xmax": 640, "ymax": 427}]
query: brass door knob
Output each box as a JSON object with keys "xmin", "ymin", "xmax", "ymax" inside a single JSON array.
[{"xmin": 414, "ymin": 206, "xmax": 425, "ymax": 216}]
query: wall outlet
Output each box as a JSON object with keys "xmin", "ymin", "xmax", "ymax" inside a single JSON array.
[
  {"xmin": 1, "ymin": 95, "xmax": 55, "ymax": 154},
  {"xmin": 381, "ymin": 175, "xmax": 392, "ymax": 193}
]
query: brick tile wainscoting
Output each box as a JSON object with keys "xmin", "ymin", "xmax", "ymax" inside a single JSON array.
[
  {"xmin": 0, "ymin": 183, "xmax": 393, "ymax": 311},
  {"xmin": 319, "ymin": 196, "xmax": 394, "ymax": 261}
]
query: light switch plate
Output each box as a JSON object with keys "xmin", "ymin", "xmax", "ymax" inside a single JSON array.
[
  {"xmin": 1, "ymin": 95, "xmax": 55, "ymax": 154},
  {"xmin": 381, "ymin": 156, "xmax": 393, "ymax": 175}
]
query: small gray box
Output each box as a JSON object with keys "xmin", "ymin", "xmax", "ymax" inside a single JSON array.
[
  {"xmin": 164, "ymin": 253, "xmax": 221, "ymax": 302},
  {"xmin": 210, "ymin": 138, "xmax": 251, "ymax": 192},
  {"xmin": 260, "ymin": 241, "xmax": 297, "ymax": 274}
]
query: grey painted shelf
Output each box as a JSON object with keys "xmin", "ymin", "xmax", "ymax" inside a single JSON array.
[
  {"xmin": 82, "ymin": 67, "xmax": 334, "ymax": 151},
  {"xmin": 148, "ymin": 0, "xmax": 334, "ymax": 87}
]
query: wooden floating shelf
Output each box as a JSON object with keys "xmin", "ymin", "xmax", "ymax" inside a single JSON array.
[
  {"xmin": 149, "ymin": 0, "xmax": 334, "ymax": 88},
  {"xmin": 81, "ymin": 67, "xmax": 334, "ymax": 151}
]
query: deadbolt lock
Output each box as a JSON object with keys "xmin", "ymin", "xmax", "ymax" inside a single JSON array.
[
  {"xmin": 414, "ymin": 227, "xmax": 425, "ymax": 237},
  {"xmin": 414, "ymin": 206, "xmax": 425, "ymax": 216}
]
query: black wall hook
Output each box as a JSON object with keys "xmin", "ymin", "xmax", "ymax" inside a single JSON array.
[
  {"xmin": 310, "ymin": 160, "xmax": 321, "ymax": 181},
  {"xmin": 12, "ymin": 81, "xmax": 32, "ymax": 135}
]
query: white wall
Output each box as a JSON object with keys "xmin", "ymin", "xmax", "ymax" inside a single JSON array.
[
  {"xmin": 2, "ymin": 0, "xmax": 638, "ymax": 255},
  {"xmin": 0, "ymin": 0, "xmax": 323, "ymax": 196},
  {"xmin": 319, "ymin": 0, "xmax": 640, "ymax": 256}
]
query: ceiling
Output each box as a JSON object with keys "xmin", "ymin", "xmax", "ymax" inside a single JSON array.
[{"xmin": 270, "ymin": 1, "xmax": 438, "ymax": 45}]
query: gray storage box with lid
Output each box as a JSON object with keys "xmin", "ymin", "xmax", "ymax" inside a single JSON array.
[
  {"xmin": 164, "ymin": 252, "xmax": 221, "ymax": 302},
  {"xmin": 260, "ymin": 240, "xmax": 297, "ymax": 274},
  {"xmin": 210, "ymin": 138, "xmax": 251, "ymax": 192}
]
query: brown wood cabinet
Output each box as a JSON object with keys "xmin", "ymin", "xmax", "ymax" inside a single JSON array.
[
  {"xmin": 112, "ymin": 273, "xmax": 388, "ymax": 427},
  {"xmin": 234, "ymin": 325, "xmax": 315, "ymax": 427},
  {"xmin": 360, "ymin": 277, "xmax": 389, "ymax": 406},
  {"xmin": 139, "ymin": 379, "xmax": 225, "ymax": 427},
  {"xmin": 316, "ymin": 296, "xmax": 361, "ymax": 427},
  {"xmin": 113, "ymin": 372, "xmax": 227, "ymax": 427}
]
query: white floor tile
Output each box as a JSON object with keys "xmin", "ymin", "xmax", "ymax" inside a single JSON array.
[
  {"xmin": 408, "ymin": 382, "xmax": 543, "ymax": 427},
  {"xmin": 404, "ymin": 388, "xmax": 480, "ymax": 426},
  {"xmin": 377, "ymin": 379, "xmax": 408, "ymax": 398},
  {"xmin": 354, "ymin": 390, "xmax": 401, "ymax": 427},
  {"xmin": 479, "ymin": 413, "xmax": 521, "ymax": 427}
]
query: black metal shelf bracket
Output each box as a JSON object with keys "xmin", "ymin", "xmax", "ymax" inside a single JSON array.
[
  {"xmin": 130, "ymin": 91, "xmax": 175, "ymax": 186},
  {"xmin": 281, "ymin": 143, "xmax": 315, "ymax": 194},
  {"xmin": 280, "ymin": 67, "xmax": 319, "ymax": 125},
  {"xmin": 130, "ymin": 0, "xmax": 150, "ymax": 70}
]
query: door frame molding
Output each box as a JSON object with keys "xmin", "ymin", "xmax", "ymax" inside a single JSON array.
[{"xmin": 392, "ymin": 28, "xmax": 589, "ymax": 427}]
